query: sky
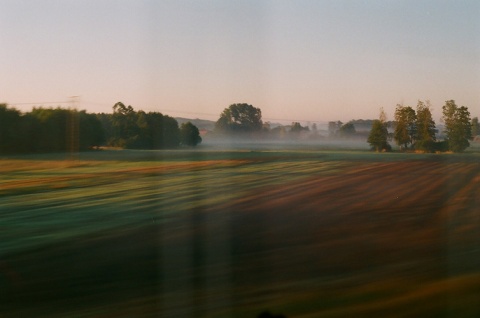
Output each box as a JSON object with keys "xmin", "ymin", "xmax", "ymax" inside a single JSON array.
[{"xmin": 1, "ymin": 0, "xmax": 479, "ymax": 123}]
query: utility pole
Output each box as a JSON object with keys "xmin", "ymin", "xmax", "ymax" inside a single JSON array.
[{"xmin": 67, "ymin": 96, "xmax": 80, "ymax": 160}]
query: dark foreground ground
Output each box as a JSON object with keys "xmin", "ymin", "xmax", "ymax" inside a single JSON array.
[{"xmin": 1, "ymin": 149, "xmax": 479, "ymax": 317}]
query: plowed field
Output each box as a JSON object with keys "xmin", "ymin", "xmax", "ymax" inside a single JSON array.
[{"xmin": 1, "ymin": 150, "xmax": 479, "ymax": 317}]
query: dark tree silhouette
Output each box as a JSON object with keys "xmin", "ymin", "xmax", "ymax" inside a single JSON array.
[
  {"xmin": 180, "ymin": 122, "xmax": 202, "ymax": 146},
  {"xmin": 143, "ymin": 111, "xmax": 180, "ymax": 149},
  {"xmin": 0, "ymin": 103, "xmax": 184, "ymax": 153},
  {"xmin": 0, "ymin": 104, "xmax": 21, "ymax": 153},
  {"xmin": 108, "ymin": 103, "xmax": 180, "ymax": 149},
  {"xmin": 79, "ymin": 111, "xmax": 105, "ymax": 149}
]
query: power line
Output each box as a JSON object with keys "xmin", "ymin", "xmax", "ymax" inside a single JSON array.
[
  {"xmin": 83, "ymin": 102, "xmax": 327, "ymax": 123},
  {"xmin": 155, "ymin": 108, "xmax": 219, "ymax": 118},
  {"xmin": 7, "ymin": 100, "xmax": 329, "ymax": 124},
  {"xmin": 82, "ymin": 100, "xmax": 112, "ymax": 107},
  {"xmin": 262, "ymin": 116, "xmax": 328, "ymax": 124},
  {"xmin": 9, "ymin": 101, "xmax": 69, "ymax": 105}
]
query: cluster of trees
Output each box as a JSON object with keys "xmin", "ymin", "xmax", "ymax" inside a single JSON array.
[
  {"xmin": 214, "ymin": 102, "xmax": 477, "ymax": 153},
  {"xmin": 0, "ymin": 102, "xmax": 201, "ymax": 154},
  {"xmin": 263, "ymin": 121, "xmax": 314, "ymax": 140},
  {"xmin": 392, "ymin": 101, "xmax": 437, "ymax": 152},
  {"xmin": 96, "ymin": 103, "xmax": 202, "ymax": 149},
  {"xmin": 0, "ymin": 104, "xmax": 103, "ymax": 153},
  {"xmin": 368, "ymin": 100, "xmax": 476, "ymax": 153},
  {"xmin": 328, "ymin": 121, "xmax": 358, "ymax": 138},
  {"xmin": 214, "ymin": 103, "xmax": 317, "ymax": 140}
]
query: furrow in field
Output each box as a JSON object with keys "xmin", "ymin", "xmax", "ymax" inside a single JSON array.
[
  {"xmin": 225, "ymin": 160, "xmax": 480, "ymax": 289},
  {"xmin": 223, "ymin": 161, "xmax": 432, "ymax": 214}
]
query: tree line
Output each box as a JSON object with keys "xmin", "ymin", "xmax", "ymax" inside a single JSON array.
[
  {"xmin": 368, "ymin": 100, "xmax": 477, "ymax": 153},
  {"xmin": 0, "ymin": 104, "xmax": 104, "ymax": 154},
  {"xmin": 0, "ymin": 102, "xmax": 201, "ymax": 154},
  {"xmin": 214, "ymin": 102, "xmax": 478, "ymax": 153},
  {"xmin": 98, "ymin": 102, "xmax": 201, "ymax": 149},
  {"xmin": 1, "ymin": 100, "xmax": 477, "ymax": 154}
]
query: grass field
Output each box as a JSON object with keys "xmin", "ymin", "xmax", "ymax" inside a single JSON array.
[{"xmin": 1, "ymin": 147, "xmax": 480, "ymax": 317}]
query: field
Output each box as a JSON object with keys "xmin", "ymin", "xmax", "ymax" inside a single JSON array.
[{"xmin": 1, "ymin": 148, "xmax": 480, "ymax": 317}]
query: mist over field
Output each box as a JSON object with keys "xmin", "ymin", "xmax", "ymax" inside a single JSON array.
[{"xmin": 199, "ymin": 135, "xmax": 371, "ymax": 151}]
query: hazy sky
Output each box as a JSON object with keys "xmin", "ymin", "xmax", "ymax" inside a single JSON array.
[{"xmin": 1, "ymin": 0, "xmax": 479, "ymax": 123}]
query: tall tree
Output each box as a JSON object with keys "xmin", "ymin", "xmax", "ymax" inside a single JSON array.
[
  {"xmin": 111, "ymin": 102, "xmax": 138, "ymax": 147},
  {"xmin": 368, "ymin": 120, "xmax": 390, "ymax": 151},
  {"xmin": 415, "ymin": 101, "xmax": 436, "ymax": 152},
  {"xmin": 368, "ymin": 108, "xmax": 390, "ymax": 151},
  {"xmin": 215, "ymin": 103, "xmax": 263, "ymax": 135},
  {"xmin": 394, "ymin": 105, "xmax": 416, "ymax": 150},
  {"xmin": 442, "ymin": 100, "xmax": 471, "ymax": 152}
]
